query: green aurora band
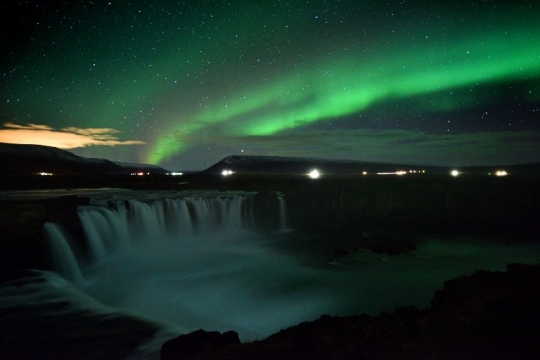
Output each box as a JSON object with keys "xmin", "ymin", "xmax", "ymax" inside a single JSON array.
[
  {"xmin": 147, "ymin": 24, "xmax": 540, "ymax": 165},
  {"xmin": 4, "ymin": 1, "xmax": 538, "ymax": 168}
]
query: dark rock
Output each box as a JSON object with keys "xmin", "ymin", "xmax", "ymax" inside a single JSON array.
[
  {"xmin": 163, "ymin": 263, "xmax": 540, "ymax": 360},
  {"xmin": 161, "ymin": 329, "xmax": 240, "ymax": 360},
  {"xmin": 0, "ymin": 202, "xmax": 48, "ymax": 281},
  {"xmin": 0, "ymin": 195, "xmax": 91, "ymax": 281}
]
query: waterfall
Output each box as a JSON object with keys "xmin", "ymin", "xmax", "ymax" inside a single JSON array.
[
  {"xmin": 126, "ymin": 200, "xmax": 167, "ymax": 239},
  {"xmin": 278, "ymin": 195, "xmax": 291, "ymax": 232},
  {"xmin": 32, "ymin": 190, "xmax": 540, "ymax": 352},
  {"xmin": 78, "ymin": 206, "xmax": 131, "ymax": 261},
  {"xmin": 43, "ymin": 223, "xmax": 84, "ymax": 285},
  {"xmin": 161, "ymin": 197, "xmax": 195, "ymax": 237},
  {"xmin": 78, "ymin": 210, "xmax": 109, "ymax": 261},
  {"xmin": 44, "ymin": 193, "xmax": 256, "ymax": 282}
]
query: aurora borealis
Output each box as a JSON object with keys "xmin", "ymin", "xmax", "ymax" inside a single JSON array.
[{"xmin": 1, "ymin": 0, "xmax": 539, "ymax": 170}]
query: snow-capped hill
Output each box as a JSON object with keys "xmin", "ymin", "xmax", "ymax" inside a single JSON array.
[
  {"xmin": 222, "ymin": 155, "xmax": 305, "ymax": 166},
  {"xmin": 202, "ymin": 155, "xmax": 421, "ymax": 175},
  {"xmin": 0, "ymin": 143, "xmax": 168, "ymax": 175},
  {"xmin": 204, "ymin": 155, "xmax": 540, "ymax": 176},
  {"xmin": 115, "ymin": 161, "xmax": 169, "ymax": 173},
  {"xmin": 222, "ymin": 155, "xmax": 369, "ymax": 166}
]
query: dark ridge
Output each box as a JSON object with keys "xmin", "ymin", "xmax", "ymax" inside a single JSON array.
[
  {"xmin": 0, "ymin": 142, "xmax": 168, "ymax": 175},
  {"xmin": 200, "ymin": 155, "xmax": 446, "ymax": 175},
  {"xmin": 200, "ymin": 155, "xmax": 540, "ymax": 176}
]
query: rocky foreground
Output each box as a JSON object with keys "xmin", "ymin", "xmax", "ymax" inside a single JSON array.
[{"xmin": 162, "ymin": 263, "xmax": 540, "ymax": 360}]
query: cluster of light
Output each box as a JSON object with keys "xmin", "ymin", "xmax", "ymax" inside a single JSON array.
[
  {"xmin": 362, "ymin": 171, "xmax": 368, "ymax": 175},
  {"xmin": 130, "ymin": 172, "xmax": 149, "ymax": 176},
  {"xmin": 308, "ymin": 169, "xmax": 320, "ymax": 179},
  {"xmin": 372, "ymin": 170, "xmax": 427, "ymax": 176},
  {"xmin": 376, "ymin": 171, "xmax": 407, "ymax": 175},
  {"xmin": 38, "ymin": 172, "xmax": 53, "ymax": 176},
  {"xmin": 495, "ymin": 170, "xmax": 508, "ymax": 177},
  {"xmin": 221, "ymin": 169, "xmax": 234, "ymax": 176},
  {"xmin": 450, "ymin": 170, "xmax": 460, "ymax": 177},
  {"xmin": 167, "ymin": 172, "xmax": 183, "ymax": 176}
]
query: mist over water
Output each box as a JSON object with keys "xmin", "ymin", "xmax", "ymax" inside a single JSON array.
[
  {"xmin": 31, "ymin": 192, "xmax": 540, "ymax": 357},
  {"xmin": 72, "ymin": 193, "xmax": 540, "ymax": 341},
  {"xmin": 83, "ymin": 232, "xmax": 323, "ymax": 339},
  {"xmin": 81, "ymin": 230, "xmax": 540, "ymax": 342}
]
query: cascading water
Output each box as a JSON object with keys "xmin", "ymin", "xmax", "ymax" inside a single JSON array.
[
  {"xmin": 41, "ymin": 192, "xmax": 266, "ymax": 349},
  {"xmin": 277, "ymin": 195, "xmax": 291, "ymax": 232},
  {"xmin": 47, "ymin": 194, "xmax": 253, "ymax": 275},
  {"xmin": 43, "ymin": 222, "xmax": 84, "ymax": 285},
  {"xmin": 35, "ymin": 190, "xmax": 540, "ymax": 359}
]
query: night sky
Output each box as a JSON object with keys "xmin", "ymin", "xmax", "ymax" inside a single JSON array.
[{"xmin": 1, "ymin": 0, "xmax": 539, "ymax": 170}]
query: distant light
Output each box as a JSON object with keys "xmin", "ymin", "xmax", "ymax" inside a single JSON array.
[
  {"xmin": 169, "ymin": 172, "xmax": 183, "ymax": 176},
  {"xmin": 495, "ymin": 170, "xmax": 508, "ymax": 177},
  {"xmin": 377, "ymin": 171, "xmax": 407, "ymax": 176},
  {"xmin": 362, "ymin": 171, "xmax": 367, "ymax": 175},
  {"xmin": 451, "ymin": 170, "xmax": 460, "ymax": 177},
  {"xmin": 221, "ymin": 169, "xmax": 234, "ymax": 176},
  {"xmin": 308, "ymin": 169, "xmax": 320, "ymax": 179},
  {"xmin": 38, "ymin": 172, "xmax": 53, "ymax": 176}
]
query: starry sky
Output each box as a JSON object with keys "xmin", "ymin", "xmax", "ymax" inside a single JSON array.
[{"xmin": 1, "ymin": 0, "xmax": 539, "ymax": 170}]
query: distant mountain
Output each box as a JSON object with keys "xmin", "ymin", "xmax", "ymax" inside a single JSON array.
[
  {"xmin": 202, "ymin": 155, "xmax": 540, "ymax": 176},
  {"xmin": 201, "ymin": 155, "xmax": 444, "ymax": 175},
  {"xmin": 2, "ymin": 145, "xmax": 538, "ymax": 177},
  {"xmin": 0, "ymin": 143, "xmax": 169, "ymax": 175}
]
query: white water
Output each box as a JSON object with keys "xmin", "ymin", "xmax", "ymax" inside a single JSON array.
[
  {"xmin": 37, "ymin": 191, "xmax": 540, "ymax": 358},
  {"xmin": 43, "ymin": 222, "xmax": 84, "ymax": 285},
  {"xmin": 0, "ymin": 270, "xmax": 174, "ymax": 360},
  {"xmin": 278, "ymin": 195, "xmax": 291, "ymax": 232}
]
